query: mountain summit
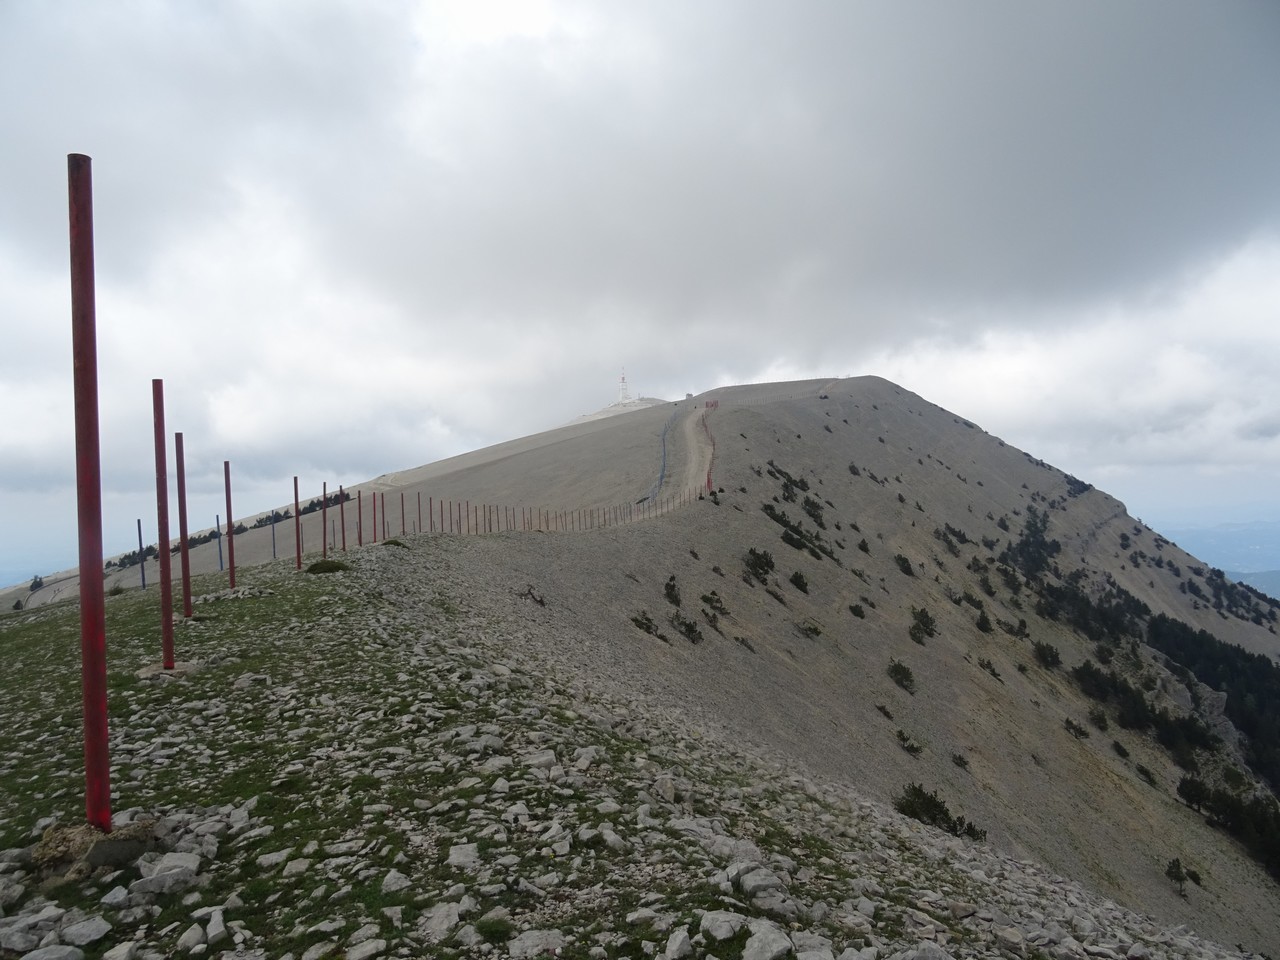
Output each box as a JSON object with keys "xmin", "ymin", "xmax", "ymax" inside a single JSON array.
[{"xmin": 2, "ymin": 376, "xmax": 1278, "ymax": 957}]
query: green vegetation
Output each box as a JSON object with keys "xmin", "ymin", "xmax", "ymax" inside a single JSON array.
[
  {"xmin": 1064, "ymin": 718, "xmax": 1089, "ymax": 740},
  {"xmin": 306, "ymin": 559, "xmax": 350, "ymax": 574},
  {"xmin": 894, "ymin": 554, "xmax": 914, "ymax": 577},
  {"xmin": 790, "ymin": 571, "xmax": 809, "ymax": 593},
  {"xmin": 1033, "ymin": 641, "xmax": 1061, "ymax": 669},
  {"xmin": 1069, "ymin": 660, "xmax": 1217, "ymax": 768},
  {"xmin": 999, "ymin": 505, "xmax": 1060, "ymax": 579},
  {"xmin": 801, "ymin": 495, "xmax": 826, "ymax": 529},
  {"xmin": 762, "ymin": 503, "xmax": 839, "ymax": 562},
  {"xmin": 893, "ymin": 783, "xmax": 986, "ymax": 841},
  {"xmin": 631, "ymin": 610, "xmax": 669, "ymax": 643},
  {"xmin": 701, "ymin": 591, "xmax": 728, "ymax": 615},
  {"xmin": 669, "ymin": 612, "xmax": 704, "ymax": 644},
  {"xmin": 744, "ymin": 548, "xmax": 775, "ymax": 583},
  {"xmin": 1146, "ymin": 613, "xmax": 1280, "ymax": 792},
  {"xmin": 908, "ymin": 607, "xmax": 936, "ymax": 645},
  {"xmin": 888, "ymin": 659, "xmax": 915, "ymax": 694},
  {"xmin": 664, "ymin": 575, "xmax": 681, "ymax": 607}
]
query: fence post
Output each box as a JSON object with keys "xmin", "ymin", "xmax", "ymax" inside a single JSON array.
[
  {"xmin": 339, "ymin": 485, "xmax": 347, "ymax": 552},
  {"xmin": 224, "ymin": 460, "xmax": 236, "ymax": 588},
  {"xmin": 401, "ymin": 491, "xmax": 406, "ymax": 536},
  {"xmin": 136, "ymin": 518, "xmax": 146, "ymax": 588},
  {"xmin": 174, "ymin": 433, "xmax": 192, "ymax": 616},
  {"xmin": 322, "ymin": 481, "xmax": 328, "ymax": 559},
  {"xmin": 372, "ymin": 490, "xmax": 378, "ymax": 544},
  {"xmin": 67, "ymin": 152, "xmax": 110, "ymax": 833},
  {"xmin": 293, "ymin": 477, "xmax": 302, "ymax": 570},
  {"xmin": 152, "ymin": 379, "xmax": 175, "ymax": 669},
  {"xmin": 357, "ymin": 490, "xmax": 363, "ymax": 546},
  {"xmin": 418, "ymin": 491, "xmax": 422, "ymax": 533}
]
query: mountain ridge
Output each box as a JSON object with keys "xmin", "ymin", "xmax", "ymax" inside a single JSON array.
[{"xmin": 3, "ymin": 376, "xmax": 1278, "ymax": 955}]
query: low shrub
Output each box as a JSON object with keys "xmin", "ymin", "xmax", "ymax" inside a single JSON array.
[
  {"xmin": 893, "ymin": 783, "xmax": 986, "ymax": 841},
  {"xmin": 888, "ymin": 659, "xmax": 915, "ymax": 694},
  {"xmin": 744, "ymin": 548, "xmax": 775, "ymax": 583},
  {"xmin": 1033, "ymin": 641, "xmax": 1062, "ymax": 669},
  {"xmin": 306, "ymin": 559, "xmax": 350, "ymax": 574}
]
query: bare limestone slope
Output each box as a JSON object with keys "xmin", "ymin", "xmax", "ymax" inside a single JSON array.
[{"xmin": 268, "ymin": 375, "xmax": 1279, "ymax": 952}]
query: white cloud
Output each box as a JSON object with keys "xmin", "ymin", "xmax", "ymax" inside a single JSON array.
[{"xmin": 3, "ymin": 1, "xmax": 1280, "ymax": 580}]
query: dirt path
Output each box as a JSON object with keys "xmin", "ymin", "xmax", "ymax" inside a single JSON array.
[{"xmin": 676, "ymin": 405, "xmax": 715, "ymax": 495}]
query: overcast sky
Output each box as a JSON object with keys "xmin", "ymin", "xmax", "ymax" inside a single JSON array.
[{"xmin": 2, "ymin": 0, "xmax": 1279, "ymax": 587}]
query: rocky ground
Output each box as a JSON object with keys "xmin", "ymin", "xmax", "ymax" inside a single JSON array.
[{"xmin": 0, "ymin": 539, "xmax": 1266, "ymax": 960}]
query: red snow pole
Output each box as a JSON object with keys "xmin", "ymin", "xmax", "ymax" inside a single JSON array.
[
  {"xmin": 293, "ymin": 477, "xmax": 302, "ymax": 569},
  {"xmin": 322, "ymin": 482, "xmax": 328, "ymax": 559},
  {"xmin": 153, "ymin": 380, "xmax": 175, "ymax": 669},
  {"xmin": 401, "ymin": 491, "xmax": 406, "ymax": 535},
  {"xmin": 418, "ymin": 491, "xmax": 422, "ymax": 533},
  {"xmin": 224, "ymin": 460, "xmax": 236, "ymax": 587},
  {"xmin": 372, "ymin": 490, "xmax": 378, "ymax": 543},
  {"xmin": 174, "ymin": 432, "xmax": 193, "ymax": 617},
  {"xmin": 339, "ymin": 485, "xmax": 347, "ymax": 551},
  {"xmin": 68, "ymin": 153, "xmax": 111, "ymax": 833},
  {"xmin": 357, "ymin": 489, "xmax": 363, "ymax": 546}
]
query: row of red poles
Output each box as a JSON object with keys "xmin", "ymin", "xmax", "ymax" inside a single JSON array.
[{"xmin": 69, "ymin": 155, "xmax": 717, "ymax": 835}]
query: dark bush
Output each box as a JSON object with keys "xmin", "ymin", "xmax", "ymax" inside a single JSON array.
[
  {"xmin": 307, "ymin": 559, "xmax": 350, "ymax": 574},
  {"xmin": 888, "ymin": 659, "xmax": 915, "ymax": 694},
  {"xmin": 744, "ymin": 548, "xmax": 775, "ymax": 583},
  {"xmin": 1033, "ymin": 641, "xmax": 1061, "ymax": 669},
  {"xmin": 893, "ymin": 783, "xmax": 986, "ymax": 841}
]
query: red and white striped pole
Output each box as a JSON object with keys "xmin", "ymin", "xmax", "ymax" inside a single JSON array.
[{"xmin": 68, "ymin": 153, "xmax": 111, "ymax": 833}]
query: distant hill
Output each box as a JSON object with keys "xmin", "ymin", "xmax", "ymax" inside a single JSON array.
[
  {"xmin": 1228, "ymin": 569, "xmax": 1280, "ymax": 601},
  {"xmin": 1163, "ymin": 521, "xmax": 1280, "ymax": 574}
]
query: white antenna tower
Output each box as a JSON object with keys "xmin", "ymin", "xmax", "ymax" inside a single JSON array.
[{"xmin": 618, "ymin": 368, "xmax": 632, "ymax": 405}]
